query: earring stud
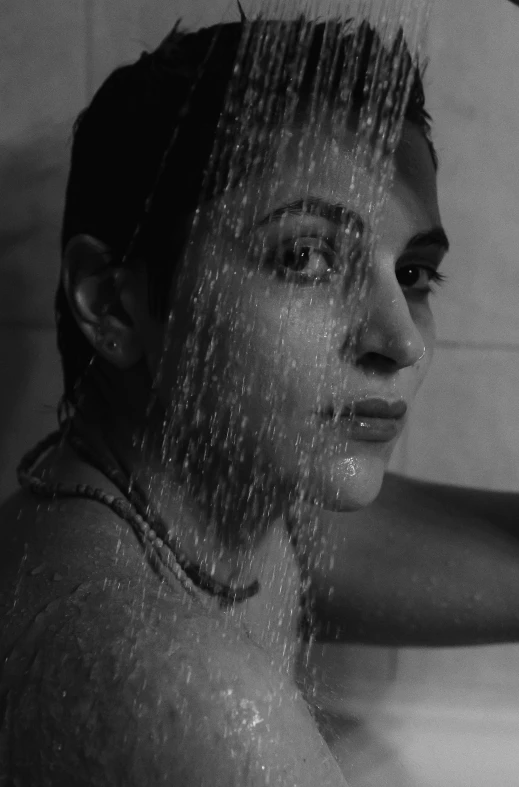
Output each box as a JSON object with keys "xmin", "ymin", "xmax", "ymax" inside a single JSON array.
[{"xmin": 97, "ymin": 331, "xmax": 117, "ymax": 352}]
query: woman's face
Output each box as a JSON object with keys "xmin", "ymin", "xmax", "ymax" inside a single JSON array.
[{"xmin": 146, "ymin": 120, "xmax": 447, "ymax": 512}]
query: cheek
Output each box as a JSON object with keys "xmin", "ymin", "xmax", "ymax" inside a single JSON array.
[{"xmin": 233, "ymin": 294, "xmax": 333, "ymax": 412}]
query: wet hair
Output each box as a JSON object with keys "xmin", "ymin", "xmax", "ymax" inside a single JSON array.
[{"xmin": 56, "ymin": 17, "xmax": 437, "ymax": 410}]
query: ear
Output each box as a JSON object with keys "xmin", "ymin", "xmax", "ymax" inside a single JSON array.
[{"xmin": 62, "ymin": 234, "xmax": 145, "ymax": 369}]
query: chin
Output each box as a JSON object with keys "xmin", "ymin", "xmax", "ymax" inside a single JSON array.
[{"xmin": 295, "ymin": 450, "xmax": 388, "ymax": 512}]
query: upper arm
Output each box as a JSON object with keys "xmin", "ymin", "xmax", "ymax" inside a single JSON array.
[
  {"xmin": 301, "ymin": 474, "xmax": 519, "ymax": 645},
  {"xmin": 1, "ymin": 583, "xmax": 347, "ymax": 787}
]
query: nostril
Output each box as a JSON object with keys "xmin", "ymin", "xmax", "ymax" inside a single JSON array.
[{"xmin": 356, "ymin": 351, "xmax": 399, "ymax": 375}]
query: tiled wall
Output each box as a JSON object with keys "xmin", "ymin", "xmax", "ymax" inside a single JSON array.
[
  {"xmin": 389, "ymin": 0, "xmax": 519, "ymax": 493},
  {"xmin": 2, "ymin": 1, "xmax": 519, "ymax": 785},
  {"xmin": 381, "ymin": 3, "xmax": 519, "ymax": 785}
]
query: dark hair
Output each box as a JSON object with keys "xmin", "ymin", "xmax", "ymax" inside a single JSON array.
[{"xmin": 56, "ymin": 17, "xmax": 436, "ymax": 411}]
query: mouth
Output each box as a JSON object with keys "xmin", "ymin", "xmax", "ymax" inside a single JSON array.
[{"xmin": 317, "ymin": 398, "xmax": 408, "ymax": 442}]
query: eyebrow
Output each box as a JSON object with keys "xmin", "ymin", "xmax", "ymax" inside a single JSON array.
[
  {"xmin": 256, "ymin": 197, "xmax": 364, "ymax": 232},
  {"xmin": 404, "ymin": 227, "xmax": 450, "ymax": 254},
  {"xmin": 257, "ymin": 196, "xmax": 450, "ymax": 254}
]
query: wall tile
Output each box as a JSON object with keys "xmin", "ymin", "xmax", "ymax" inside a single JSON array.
[
  {"xmin": 426, "ymin": 0, "xmax": 519, "ymax": 345},
  {"xmin": 395, "ymin": 645, "xmax": 519, "ymax": 696},
  {"xmin": 0, "ymin": 0, "xmax": 86, "ymax": 141},
  {"xmin": 400, "ymin": 345, "xmax": 519, "ymax": 490},
  {"xmin": 0, "ymin": 0, "xmax": 86, "ymax": 327},
  {"xmin": 0, "ymin": 128, "xmax": 68, "ymax": 327}
]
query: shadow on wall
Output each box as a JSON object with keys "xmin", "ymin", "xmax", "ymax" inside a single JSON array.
[
  {"xmin": 0, "ymin": 128, "xmax": 68, "ymax": 499},
  {"xmin": 0, "ymin": 127, "xmax": 68, "ymax": 325}
]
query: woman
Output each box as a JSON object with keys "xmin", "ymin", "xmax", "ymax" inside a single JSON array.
[{"xmin": 0, "ymin": 17, "xmax": 449, "ymax": 786}]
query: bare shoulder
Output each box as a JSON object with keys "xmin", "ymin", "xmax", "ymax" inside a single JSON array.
[
  {"xmin": 0, "ymin": 492, "xmax": 346, "ymax": 786},
  {"xmin": 0, "ymin": 485, "xmax": 149, "ymax": 647},
  {"xmin": 1, "ymin": 570, "xmax": 346, "ymax": 787}
]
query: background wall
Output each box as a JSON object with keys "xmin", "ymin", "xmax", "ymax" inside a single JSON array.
[{"xmin": 2, "ymin": 1, "xmax": 519, "ymax": 785}]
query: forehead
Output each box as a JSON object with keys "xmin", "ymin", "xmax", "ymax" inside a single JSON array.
[{"xmin": 228, "ymin": 120, "xmax": 440, "ymax": 232}]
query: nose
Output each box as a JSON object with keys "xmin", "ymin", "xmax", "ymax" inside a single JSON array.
[{"xmin": 347, "ymin": 265, "xmax": 426, "ymax": 371}]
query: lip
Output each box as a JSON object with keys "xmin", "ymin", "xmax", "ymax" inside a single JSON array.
[
  {"xmin": 347, "ymin": 398, "xmax": 408, "ymax": 419},
  {"xmin": 317, "ymin": 398, "xmax": 407, "ymax": 443}
]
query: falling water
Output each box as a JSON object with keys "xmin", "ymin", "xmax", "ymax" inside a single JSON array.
[
  {"xmin": 130, "ymin": 0, "xmax": 433, "ymax": 771},
  {"xmin": 144, "ymin": 6, "xmax": 430, "ymax": 524}
]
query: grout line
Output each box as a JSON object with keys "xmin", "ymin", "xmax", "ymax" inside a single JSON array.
[{"xmin": 436, "ymin": 338, "xmax": 519, "ymax": 353}]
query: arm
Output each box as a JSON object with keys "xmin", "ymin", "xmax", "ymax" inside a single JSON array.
[{"xmin": 300, "ymin": 474, "xmax": 519, "ymax": 645}]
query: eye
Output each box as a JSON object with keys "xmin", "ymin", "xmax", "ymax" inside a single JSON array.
[
  {"xmin": 266, "ymin": 237, "xmax": 338, "ymax": 284},
  {"xmin": 396, "ymin": 262, "xmax": 446, "ymax": 294}
]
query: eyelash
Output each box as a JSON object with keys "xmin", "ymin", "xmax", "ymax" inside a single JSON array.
[
  {"xmin": 262, "ymin": 235, "xmax": 447, "ymax": 293},
  {"xmin": 428, "ymin": 269, "xmax": 447, "ymax": 287},
  {"xmin": 396, "ymin": 264, "xmax": 447, "ymax": 295},
  {"xmin": 263, "ymin": 235, "xmax": 349, "ymax": 284}
]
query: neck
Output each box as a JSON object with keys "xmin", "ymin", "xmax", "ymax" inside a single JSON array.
[{"xmin": 70, "ymin": 383, "xmax": 285, "ymax": 593}]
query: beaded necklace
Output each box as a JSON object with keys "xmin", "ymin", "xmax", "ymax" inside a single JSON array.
[{"xmin": 17, "ymin": 429, "xmax": 260, "ymax": 610}]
